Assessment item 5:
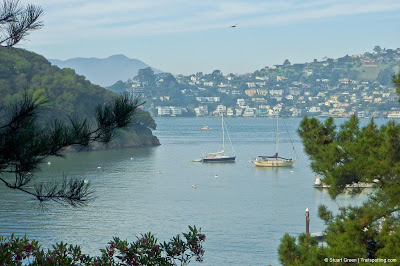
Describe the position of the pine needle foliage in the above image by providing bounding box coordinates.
[0,0,43,47]
[278,73,400,265]
[0,91,144,206]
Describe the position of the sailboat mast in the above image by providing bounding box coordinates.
[222,113,225,154]
[276,112,279,156]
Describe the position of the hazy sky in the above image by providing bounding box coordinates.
[16,0,400,75]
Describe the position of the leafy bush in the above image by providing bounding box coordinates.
[0,226,205,265]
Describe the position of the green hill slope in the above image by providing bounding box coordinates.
[0,46,159,149]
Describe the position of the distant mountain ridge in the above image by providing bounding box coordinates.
[49,54,162,87]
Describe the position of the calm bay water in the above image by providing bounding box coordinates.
[0,117,375,265]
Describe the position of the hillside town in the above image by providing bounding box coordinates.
[110,46,400,118]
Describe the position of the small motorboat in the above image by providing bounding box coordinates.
[200,126,212,130]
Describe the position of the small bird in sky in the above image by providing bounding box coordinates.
[230,24,238,28]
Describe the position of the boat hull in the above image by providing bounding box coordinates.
[254,159,294,167]
[202,156,236,162]
[314,183,374,189]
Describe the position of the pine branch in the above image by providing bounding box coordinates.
[0,175,92,207]
[34,177,93,207]
[0,0,43,47]
[0,93,143,205]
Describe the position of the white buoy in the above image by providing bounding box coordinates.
[130,157,133,160]
[290,170,294,173]
[47,161,51,165]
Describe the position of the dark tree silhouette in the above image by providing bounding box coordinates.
[0,0,148,206]
[0,92,144,206]
[0,0,43,47]
[0,2,206,264]
[278,73,400,264]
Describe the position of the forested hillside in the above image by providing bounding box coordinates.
[0,46,159,149]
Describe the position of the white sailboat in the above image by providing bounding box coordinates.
[253,112,296,167]
[202,114,236,162]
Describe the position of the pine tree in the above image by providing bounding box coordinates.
[0,91,144,206]
[0,0,43,47]
[0,0,145,206]
[278,73,400,264]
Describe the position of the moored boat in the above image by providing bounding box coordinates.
[202,114,235,163]
[313,175,375,189]
[253,112,297,167]
[254,154,295,167]
[202,153,236,162]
